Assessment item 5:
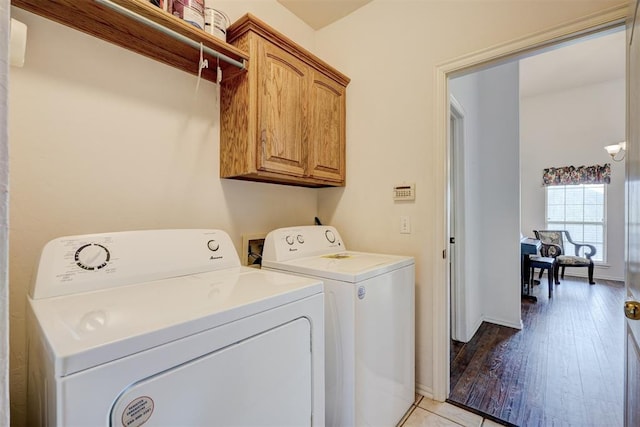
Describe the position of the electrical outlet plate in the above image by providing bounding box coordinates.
[400,216,411,234]
[393,183,415,201]
[242,233,266,267]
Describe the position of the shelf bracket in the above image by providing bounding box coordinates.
[95,0,246,70]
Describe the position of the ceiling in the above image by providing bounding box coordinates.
[519,29,625,97]
[277,0,372,30]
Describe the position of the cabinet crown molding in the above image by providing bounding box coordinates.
[228,13,350,87]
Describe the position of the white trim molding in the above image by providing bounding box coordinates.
[482,316,524,332]
[1,0,10,425]
[415,383,434,400]
[432,3,628,403]
[449,94,467,343]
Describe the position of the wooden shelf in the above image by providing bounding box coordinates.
[12,0,249,83]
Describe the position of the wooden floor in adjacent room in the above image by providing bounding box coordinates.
[448,277,625,427]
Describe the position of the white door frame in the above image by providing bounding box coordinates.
[449,95,466,343]
[1,0,10,424]
[432,4,628,401]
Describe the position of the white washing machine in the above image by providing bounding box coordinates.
[262,226,415,427]
[27,229,324,427]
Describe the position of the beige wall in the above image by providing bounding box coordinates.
[8,4,317,424]
[7,0,627,423]
[314,0,626,395]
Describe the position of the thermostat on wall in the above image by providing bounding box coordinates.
[393,184,415,201]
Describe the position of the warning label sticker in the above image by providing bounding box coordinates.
[121,396,154,427]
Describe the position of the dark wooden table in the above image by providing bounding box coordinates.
[520,237,541,302]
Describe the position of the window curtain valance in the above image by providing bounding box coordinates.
[542,164,611,186]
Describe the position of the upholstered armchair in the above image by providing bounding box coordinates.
[533,230,596,285]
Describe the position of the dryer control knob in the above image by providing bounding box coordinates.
[207,240,220,251]
[285,235,295,245]
[75,243,110,270]
[296,235,305,244]
[325,230,336,243]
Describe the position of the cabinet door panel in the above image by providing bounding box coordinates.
[309,73,345,183]
[258,41,308,177]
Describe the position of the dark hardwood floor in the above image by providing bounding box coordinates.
[448,276,625,426]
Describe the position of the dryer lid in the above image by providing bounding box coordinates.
[29,267,322,377]
[262,251,414,283]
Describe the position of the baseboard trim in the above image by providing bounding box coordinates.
[464,316,484,342]
[562,271,624,282]
[415,383,434,400]
[482,316,522,331]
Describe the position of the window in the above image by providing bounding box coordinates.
[545,184,605,262]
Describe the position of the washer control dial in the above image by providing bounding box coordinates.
[325,230,336,243]
[285,235,295,245]
[207,240,220,252]
[296,235,305,244]
[75,243,110,270]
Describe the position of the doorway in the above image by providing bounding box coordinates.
[433,3,628,417]
[448,27,625,345]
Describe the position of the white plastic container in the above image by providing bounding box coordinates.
[204,5,229,41]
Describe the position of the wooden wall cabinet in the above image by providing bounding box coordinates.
[221,14,350,187]
[11,3,346,186]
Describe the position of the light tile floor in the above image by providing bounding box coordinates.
[398,395,504,427]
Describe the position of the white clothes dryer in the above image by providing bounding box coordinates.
[27,229,324,427]
[262,226,415,427]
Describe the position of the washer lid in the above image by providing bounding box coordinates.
[262,251,414,283]
[29,267,322,377]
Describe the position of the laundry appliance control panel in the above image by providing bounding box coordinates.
[31,229,241,299]
[263,226,345,262]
